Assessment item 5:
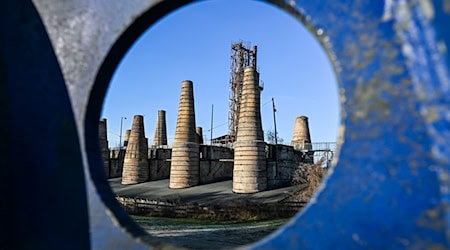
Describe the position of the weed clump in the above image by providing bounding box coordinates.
[289,160,328,202]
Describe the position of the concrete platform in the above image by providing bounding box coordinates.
[109,178,303,205]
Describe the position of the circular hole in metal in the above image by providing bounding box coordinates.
[97,0,340,249]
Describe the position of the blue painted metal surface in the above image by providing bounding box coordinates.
[0,0,448,249]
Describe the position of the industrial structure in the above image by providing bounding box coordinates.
[227,42,260,143]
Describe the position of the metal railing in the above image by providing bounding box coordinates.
[293,142,337,152]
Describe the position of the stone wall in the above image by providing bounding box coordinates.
[199,145,233,184]
[109,144,310,190]
[109,145,234,184]
[148,148,171,181]
[109,149,125,178]
[199,145,233,160]
[116,196,304,220]
[266,144,306,189]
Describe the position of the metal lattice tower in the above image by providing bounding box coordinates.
[228,41,258,142]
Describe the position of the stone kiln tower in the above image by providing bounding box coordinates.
[233,67,267,193]
[169,80,200,188]
[291,116,312,150]
[153,110,168,146]
[123,129,131,147]
[98,118,110,177]
[121,115,149,184]
[196,127,203,144]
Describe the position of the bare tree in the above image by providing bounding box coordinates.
[266,129,284,144]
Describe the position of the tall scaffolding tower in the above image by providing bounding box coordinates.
[228,41,259,142]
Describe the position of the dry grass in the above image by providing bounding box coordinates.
[289,160,327,203]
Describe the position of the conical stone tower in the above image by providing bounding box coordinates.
[233,67,267,193]
[153,110,168,146]
[291,116,312,150]
[169,80,199,189]
[121,115,149,184]
[124,129,131,147]
[98,118,110,177]
[196,127,203,144]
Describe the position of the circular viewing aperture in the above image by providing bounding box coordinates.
[99,0,340,248]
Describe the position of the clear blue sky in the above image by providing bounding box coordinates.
[101,0,339,147]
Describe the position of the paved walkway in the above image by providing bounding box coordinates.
[109,178,303,205]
